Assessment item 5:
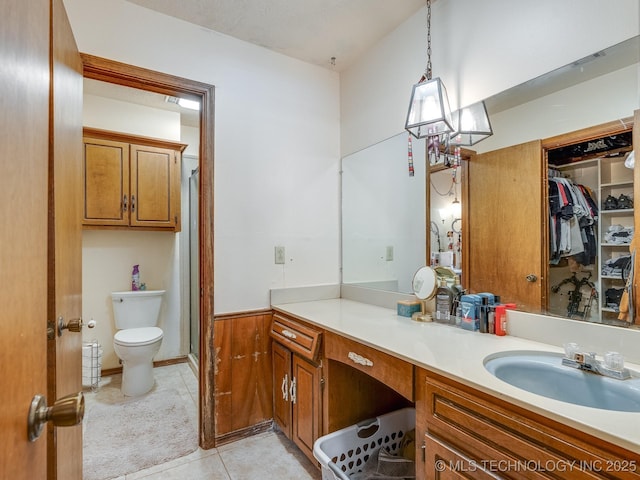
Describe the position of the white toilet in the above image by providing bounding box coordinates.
[111,290,165,396]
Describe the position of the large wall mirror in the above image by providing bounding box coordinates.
[341,35,639,327]
[342,133,426,294]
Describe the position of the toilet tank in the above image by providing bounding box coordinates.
[111,290,165,329]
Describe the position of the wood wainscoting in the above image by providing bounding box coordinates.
[213,310,274,445]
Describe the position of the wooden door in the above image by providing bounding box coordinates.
[468,140,545,312]
[83,138,130,226]
[48,0,84,478]
[2,0,48,477]
[291,355,321,463]
[272,342,292,435]
[130,144,180,229]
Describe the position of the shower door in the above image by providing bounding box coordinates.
[189,168,200,359]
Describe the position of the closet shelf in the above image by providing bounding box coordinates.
[601,307,620,313]
[601,181,633,188]
[600,208,634,214]
[601,243,633,247]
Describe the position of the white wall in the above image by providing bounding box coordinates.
[83,230,180,369]
[64,0,341,314]
[83,94,181,140]
[82,94,184,369]
[341,0,640,156]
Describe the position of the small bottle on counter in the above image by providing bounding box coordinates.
[435,278,454,324]
[495,305,507,336]
[450,277,464,325]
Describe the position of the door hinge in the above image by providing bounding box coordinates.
[47,321,56,340]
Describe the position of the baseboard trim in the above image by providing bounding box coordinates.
[214,420,274,447]
[101,355,189,377]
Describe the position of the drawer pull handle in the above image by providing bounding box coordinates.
[281,329,297,340]
[281,374,288,401]
[348,351,373,367]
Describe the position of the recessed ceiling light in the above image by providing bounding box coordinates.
[165,95,200,111]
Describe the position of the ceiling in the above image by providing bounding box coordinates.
[125,0,426,71]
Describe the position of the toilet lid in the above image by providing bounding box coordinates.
[114,327,163,346]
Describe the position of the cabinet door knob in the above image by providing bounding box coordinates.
[131,195,136,212]
[289,377,297,404]
[123,195,128,212]
[526,274,538,282]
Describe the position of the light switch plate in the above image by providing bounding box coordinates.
[275,246,285,264]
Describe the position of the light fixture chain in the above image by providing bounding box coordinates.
[426,0,432,80]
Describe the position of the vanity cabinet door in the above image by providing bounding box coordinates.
[421,371,640,480]
[425,434,499,480]
[469,140,544,312]
[291,354,322,463]
[272,341,292,436]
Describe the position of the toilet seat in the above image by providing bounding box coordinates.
[114,327,163,347]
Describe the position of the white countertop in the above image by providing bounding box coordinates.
[272,298,640,455]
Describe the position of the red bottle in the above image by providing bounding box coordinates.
[495,305,506,336]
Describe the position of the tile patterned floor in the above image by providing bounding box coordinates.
[84,363,321,480]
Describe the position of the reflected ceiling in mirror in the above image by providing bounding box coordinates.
[485,35,639,115]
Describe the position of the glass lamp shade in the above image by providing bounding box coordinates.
[449,101,493,146]
[405,77,454,139]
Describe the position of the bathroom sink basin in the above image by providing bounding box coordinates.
[484,351,640,412]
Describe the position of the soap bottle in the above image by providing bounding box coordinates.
[450,276,464,324]
[435,278,453,324]
[131,265,140,291]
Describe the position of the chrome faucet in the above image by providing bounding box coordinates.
[562,343,632,380]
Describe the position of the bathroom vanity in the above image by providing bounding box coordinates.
[271,297,640,479]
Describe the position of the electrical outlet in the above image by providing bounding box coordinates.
[386,246,394,261]
[274,246,285,264]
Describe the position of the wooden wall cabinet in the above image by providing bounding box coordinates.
[417,368,640,480]
[270,313,323,464]
[82,128,186,231]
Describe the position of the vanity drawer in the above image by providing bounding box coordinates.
[324,331,413,400]
[270,313,322,362]
[425,373,640,480]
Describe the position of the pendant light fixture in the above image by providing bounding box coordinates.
[449,100,493,146]
[405,0,453,139]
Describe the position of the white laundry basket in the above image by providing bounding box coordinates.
[313,408,415,480]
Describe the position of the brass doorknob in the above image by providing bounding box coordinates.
[58,316,96,336]
[27,392,85,442]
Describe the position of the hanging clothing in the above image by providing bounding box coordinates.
[548,175,598,266]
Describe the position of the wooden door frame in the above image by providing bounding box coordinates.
[81,54,216,448]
